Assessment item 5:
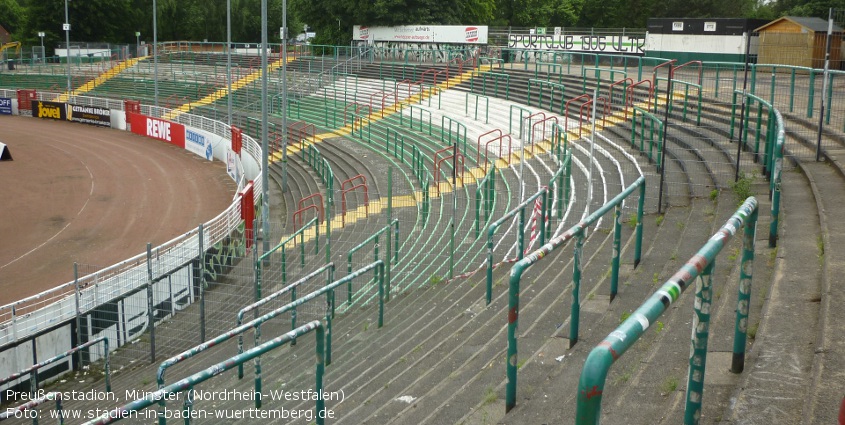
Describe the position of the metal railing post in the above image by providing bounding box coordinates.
[684,261,715,424]
[732,208,757,373]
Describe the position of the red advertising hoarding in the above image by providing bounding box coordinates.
[127,112,186,148]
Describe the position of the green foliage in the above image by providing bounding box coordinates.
[619,311,631,324]
[661,376,679,394]
[628,213,638,230]
[656,215,665,227]
[731,172,755,205]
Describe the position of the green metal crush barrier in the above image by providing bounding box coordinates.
[347,220,400,305]
[156,265,334,423]
[155,261,383,423]
[255,217,320,295]
[527,79,566,114]
[509,105,532,140]
[769,110,784,248]
[400,105,433,136]
[89,321,327,425]
[582,67,628,95]
[475,166,497,239]
[470,71,510,100]
[0,336,111,396]
[706,62,746,99]
[486,187,549,306]
[479,56,504,69]
[631,106,664,169]
[506,176,646,412]
[465,92,490,124]
[730,90,778,175]
[535,61,564,84]
[236,263,334,379]
[384,126,406,161]
[441,116,468,154]
[575,197,759,425]
[655,77,702,125]
[550,124,573,222]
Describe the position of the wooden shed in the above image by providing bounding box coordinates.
[756,16,842,69]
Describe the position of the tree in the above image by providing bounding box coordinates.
[0,0,26,39]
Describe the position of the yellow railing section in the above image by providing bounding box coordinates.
[56,56,149,102]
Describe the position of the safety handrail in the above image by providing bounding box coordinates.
[298,193,325,223]
[341,183,370,226]
[624,79,653,119]
[565,94,591,139]
[506,176,646,412]
[477,129,512,172]
[434,151,466,194]
[575,197,758,424]
[94,321,327,425]
[529,115,560,154]
[343,101,363,126]
[441,115,468,154]
[581,67,628,94]
[672,60,703,86]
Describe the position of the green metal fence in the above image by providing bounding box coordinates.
[87,321,327,425]
[506,176,646,412]
[575,197,759,425]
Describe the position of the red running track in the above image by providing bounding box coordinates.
[0,116,237,306]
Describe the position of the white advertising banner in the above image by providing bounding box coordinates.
[507,34,646,55]
[353,25,488,44]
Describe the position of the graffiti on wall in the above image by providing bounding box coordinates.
[202,220,247,284]
[507,34,646,55]
[355,41,481,63]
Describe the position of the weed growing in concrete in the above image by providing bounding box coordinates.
[710,189,719,202]
[748,322,759,339]
[656,215,665,227]
[483,387,497,405]
[620,311,631,324]
[731,172,755,205]
[661,376,679,394]
[628,213,638,230]
[655,321,664,333]
[728,247,740,262]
